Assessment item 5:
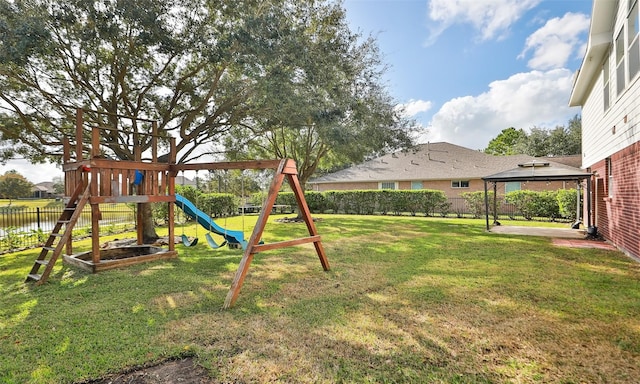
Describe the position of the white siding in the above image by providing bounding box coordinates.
[583,1,640,168]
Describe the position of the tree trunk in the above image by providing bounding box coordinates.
[140,202,159,243]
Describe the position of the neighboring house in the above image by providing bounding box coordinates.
[308,142,582,198]
[569,0,640,259]
[32,182,57,198]
[175,175,198,188]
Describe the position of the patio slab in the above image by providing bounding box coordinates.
[488,225,619,251]
[488,225,585,239]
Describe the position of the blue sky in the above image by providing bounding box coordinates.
[2,0,593,184]
[344,0,591,148]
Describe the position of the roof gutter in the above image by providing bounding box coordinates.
[569,0,616,107]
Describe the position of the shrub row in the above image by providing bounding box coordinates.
[152,186,580,223]
[267,189,450,216]
[461,189,580,221]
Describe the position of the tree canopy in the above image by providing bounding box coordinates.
[485,115,581,157]
[0,0,416,172]
[0,170,33,203]
[484,127,527,156]
[0,0,417,238]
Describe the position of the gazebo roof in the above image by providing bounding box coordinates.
[482,161,592,182]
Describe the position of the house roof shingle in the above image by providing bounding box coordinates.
[310,142,584,184]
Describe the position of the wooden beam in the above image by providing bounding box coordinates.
[223,159,330,309]
[91,204,101,264]
[173,159,282,172]
[91,124,100,157]
[287,172,330,271]
[251,236,321,253]
[224,159,287,309]
[168,138,176,252]
[76,108,83,161]
[90,195,175,204]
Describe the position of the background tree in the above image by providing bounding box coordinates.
[0,0,410,239]
[485,115,581,157]
[0,170,33,205]
[484,127,527,155]
[51,176,65,196]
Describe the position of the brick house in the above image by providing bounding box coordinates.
[308,142,582,198]
[569,0,640,259]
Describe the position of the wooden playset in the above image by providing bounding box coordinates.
[25,108,329,308]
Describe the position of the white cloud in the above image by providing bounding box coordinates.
[519,12,590,70]
[0,159,63,184]
[398,99,433,117]
[426,0,541,44]
[424,69,579,149]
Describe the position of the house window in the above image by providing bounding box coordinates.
[379,181,397,190]
[607,157,614,198]
[411,181,423,190]
[451,180,469,188]
[604,53,611,111]
[505,182,521,193]
[628,1,640,80]
[616,28,626,95]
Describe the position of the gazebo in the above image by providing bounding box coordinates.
[482,161,593,231]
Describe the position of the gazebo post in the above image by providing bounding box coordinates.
[484,180,490,230]
[493,182,498,224]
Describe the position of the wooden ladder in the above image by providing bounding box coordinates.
[25,182,90,285]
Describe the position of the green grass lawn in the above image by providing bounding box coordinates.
[0,199,58,209]
[1,214,639,383]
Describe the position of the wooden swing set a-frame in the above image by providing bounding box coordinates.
[175,159,331,309]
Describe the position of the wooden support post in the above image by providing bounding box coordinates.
[224,160,287,309]
[223,159,330,309]
[91,125,100,157]
[168,138,176,252]
[285,166,329,271]
[76,108,83,161]
[151,121,158,162]
[91,204,101,264]
[63,137,70,163]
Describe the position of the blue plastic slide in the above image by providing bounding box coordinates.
[175,194,246,248]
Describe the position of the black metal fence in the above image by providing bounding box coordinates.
[0,205,136,253]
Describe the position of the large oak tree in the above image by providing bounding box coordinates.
[0,0,417,239]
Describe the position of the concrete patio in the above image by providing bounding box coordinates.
[488,225,618,251]
[488,225,585,239]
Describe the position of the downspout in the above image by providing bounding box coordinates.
[586,176,593,231]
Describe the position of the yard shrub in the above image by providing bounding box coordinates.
[199,193,238,217]
[376,190,394,214]
[275,192,298,209]
[505,190,560,221]
[536,191,561,220]
[312,189,447,216]
[461,191,494,218]
[556,188,579,221]
[302,191,326,213]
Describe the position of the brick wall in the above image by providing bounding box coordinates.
[589,142,640,260]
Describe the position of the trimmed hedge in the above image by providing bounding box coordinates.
[556,189,579,222]
[269,189,449,216]
[462,188,579,222]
